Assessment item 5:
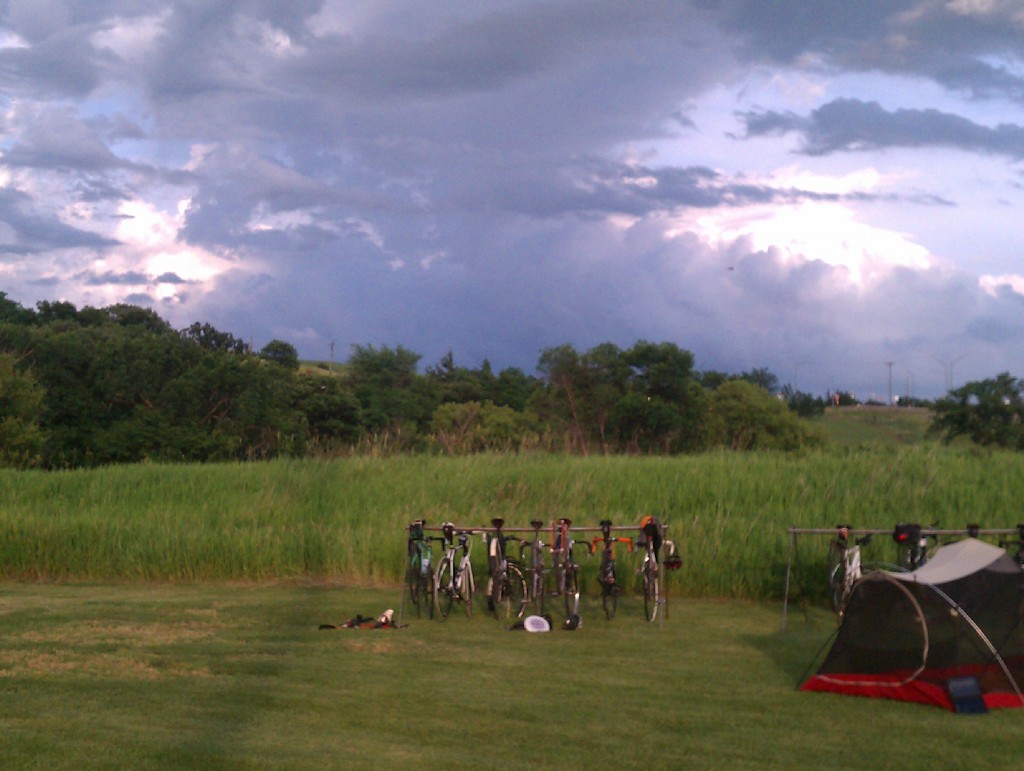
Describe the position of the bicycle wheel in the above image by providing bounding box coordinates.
[457,563,474,618]
[602,568,617,620]
[406,556,422,617]
[490,569,506,619]
[531,566,546,615]
[643,560,659,622]
[434,557,454,620]
[420,562,434,620]
[507,563,527,620]
[564,565,580,618]
[827,543,846,613]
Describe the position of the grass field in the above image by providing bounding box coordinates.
[818,406,934,447]
[0,583,1017,770]
[1,409,1022,767]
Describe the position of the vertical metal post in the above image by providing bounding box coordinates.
[781,529,796,632]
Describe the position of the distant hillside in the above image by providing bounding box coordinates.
[818,406,934,447]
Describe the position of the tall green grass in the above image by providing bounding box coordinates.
[1,446,1022,601]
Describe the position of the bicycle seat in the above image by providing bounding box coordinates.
[530,519,544,529]
[491,517,505,529]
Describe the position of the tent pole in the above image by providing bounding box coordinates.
[781,528,795,632]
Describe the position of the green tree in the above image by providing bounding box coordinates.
[929,373,1024,448]
[535,344,590,452]
[347,344,436,441]
[294,373,362,447]
[260,340,300,370]
[181,322,250,354]
[0,352,45,467]
[740,367,780,393]
[706,380,823,451]
[0,293,36,325]
[430,400,537,454]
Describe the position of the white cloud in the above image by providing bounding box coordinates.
[980,273,1024,296]
[91,12,169,65]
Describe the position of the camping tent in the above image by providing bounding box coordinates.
[801,538,1024,711]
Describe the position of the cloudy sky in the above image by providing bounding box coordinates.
[2,0,1024,399]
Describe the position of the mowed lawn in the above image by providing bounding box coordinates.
[0,583,1016,769]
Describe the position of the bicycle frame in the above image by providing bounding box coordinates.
[521,519,548,615]
[592,519,633,620]
[486,518,526,621]
[551,518,591,619]
[893,522,936,570]
[638,519,663,622]
[405,519,435,619]
[828,525,871,614]
[434,522,476,619]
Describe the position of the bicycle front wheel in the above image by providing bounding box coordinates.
[643,561,659,622]
[420,563,434,620]
[434,558,454,620]
[827,544,846,613]
[406,558,422,617]
[458,564,474,618]
[507,563,527,620]
[531,567,546,615]
[602,569,617,620]
[564,565,580,619]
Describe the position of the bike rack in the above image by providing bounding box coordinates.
[401,520,672,625]
[780,526,1020,632]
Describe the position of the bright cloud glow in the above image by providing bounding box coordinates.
[980,273,1024,296]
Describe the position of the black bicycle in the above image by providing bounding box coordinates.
[591,519,633,620]
[892,522,937,570]
[486,518,527,621]
[521,519,548,615]
[551,518,592,620]
[405,519,436,619]
[998,524,1024,566]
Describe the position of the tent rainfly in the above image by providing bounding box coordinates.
[801,538,1024,711]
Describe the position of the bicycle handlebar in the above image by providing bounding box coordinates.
[592,536,634,553]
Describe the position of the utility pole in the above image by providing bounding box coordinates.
[329,340,335,374]
[885,361,894,406]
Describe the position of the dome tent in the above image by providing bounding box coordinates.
[801,538,1024,711]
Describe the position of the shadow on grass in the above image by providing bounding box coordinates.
[743,609,839,689]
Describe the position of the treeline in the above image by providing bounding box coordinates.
[0,295,829,468]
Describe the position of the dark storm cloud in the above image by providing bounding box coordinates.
[1,0,1022,399]
[709,0,1024,101]
[741,99,1024,158]
[0,28,105,97]
[0,187,118,253]
[81,269,149,285]
[2,105,128,171]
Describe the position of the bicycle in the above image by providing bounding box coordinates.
[591,519,633,620]
[826,524,872,614]
[892,522,937,570]
[405,519,436,619]
[551,518,592,620]
[434,522,476,620]
[637,515,666,622]
[521,519,549,615]
[998,524,1024,566]
[486,518,527,621]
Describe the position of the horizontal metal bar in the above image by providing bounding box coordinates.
[787,527,1018,536]
[409,523,666,534]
